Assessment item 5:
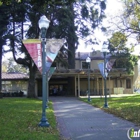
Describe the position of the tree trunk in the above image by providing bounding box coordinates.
[67,4,76,69]
[27,62,37,98]
[0,43,2,92]
[67,39,75,96]
[67,4,76,96]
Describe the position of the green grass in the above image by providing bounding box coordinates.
[80,94,140,126]
[0,98,60,140]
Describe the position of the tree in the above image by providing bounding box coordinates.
[120,0,140,37]
[0,0,38,98]
[100,0,140,75]
[2,61,7,73]
[44,0,106,94]
[0,0,107,97]
[108,32,138,74]
[106,0,140,40]
[2,58,28,73]
[0,3,9,92]
[45,0,106,68]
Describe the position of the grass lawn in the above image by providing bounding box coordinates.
[0,98,60,140]
[80,94,140,126]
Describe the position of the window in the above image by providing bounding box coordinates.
[81,61,90,69]
[126,79,131,89]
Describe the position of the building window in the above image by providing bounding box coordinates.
[126,79,131,89]
[81,61,90,69]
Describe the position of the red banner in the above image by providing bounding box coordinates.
[23,39,42,73]
[23,39,64,73]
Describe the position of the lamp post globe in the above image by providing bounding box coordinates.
[102,41,108,54]
[86,56,91,63]
[38,15,50,127]
[86,56,91,102]
[102,41,109,108]
[38,15,50,30]
[38,15,50,39]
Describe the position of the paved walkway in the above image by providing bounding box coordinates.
[50,97,140,140]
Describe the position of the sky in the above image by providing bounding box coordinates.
[76,0,123,52]
[3,0,131,60]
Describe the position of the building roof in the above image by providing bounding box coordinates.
[2,72,29,80]
[75,51,111,60]
[2,68,128,80]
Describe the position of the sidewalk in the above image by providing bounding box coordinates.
[80,93,138,98]
[50,97,139,140]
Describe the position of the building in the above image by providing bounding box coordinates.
[37,51,138,97]
[2,51,138,97]
[2,72,28,96]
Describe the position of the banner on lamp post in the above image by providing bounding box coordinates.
[22,39,42,72]
[23,39,65,74]
[98,61,105,78]
[45,39,64,72]
[48,67,56,81]
[97,59,116,78]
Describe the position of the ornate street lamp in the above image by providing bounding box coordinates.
[102,41,109,108]
[86,56,91,102]
[38,15,50,127]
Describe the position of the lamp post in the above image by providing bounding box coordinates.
[38,15,50,127]
[102,42,108,108]
[86,56,91,102]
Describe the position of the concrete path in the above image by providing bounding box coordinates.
[50,97,139,140]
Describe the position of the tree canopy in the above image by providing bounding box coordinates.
[108,32,138,74]
[2,58,28,73]
[0,0,106,97]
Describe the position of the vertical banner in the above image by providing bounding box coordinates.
[97,59,116,78]
[45,39,64,72]
[48,67,56,81]
[22,39,42,72]
[98,61,105,78]
[23,39,65,73]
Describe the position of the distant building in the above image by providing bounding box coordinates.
[2,72,28,95]
[37,51,138,96]
[2,52,138,97]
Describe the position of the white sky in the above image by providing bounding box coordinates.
[76,0,123,52]
[3,0,140,61]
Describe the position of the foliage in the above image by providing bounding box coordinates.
[0,3,11,91]
[80,94,140,126]
[122,0,140,35]
[104,0,140,77]
[0,0,106,97]
[108,32,138,74]
[2,61,7,72]
[108,0,140,43]
[109,32,127,52]
[0,98,60,140]
[2,58,28,73]
[75,0,106,43]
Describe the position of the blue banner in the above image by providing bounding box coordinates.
[97,59,115,78]
[48,67,56,81]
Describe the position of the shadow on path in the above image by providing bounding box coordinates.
[50,97,139,140]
